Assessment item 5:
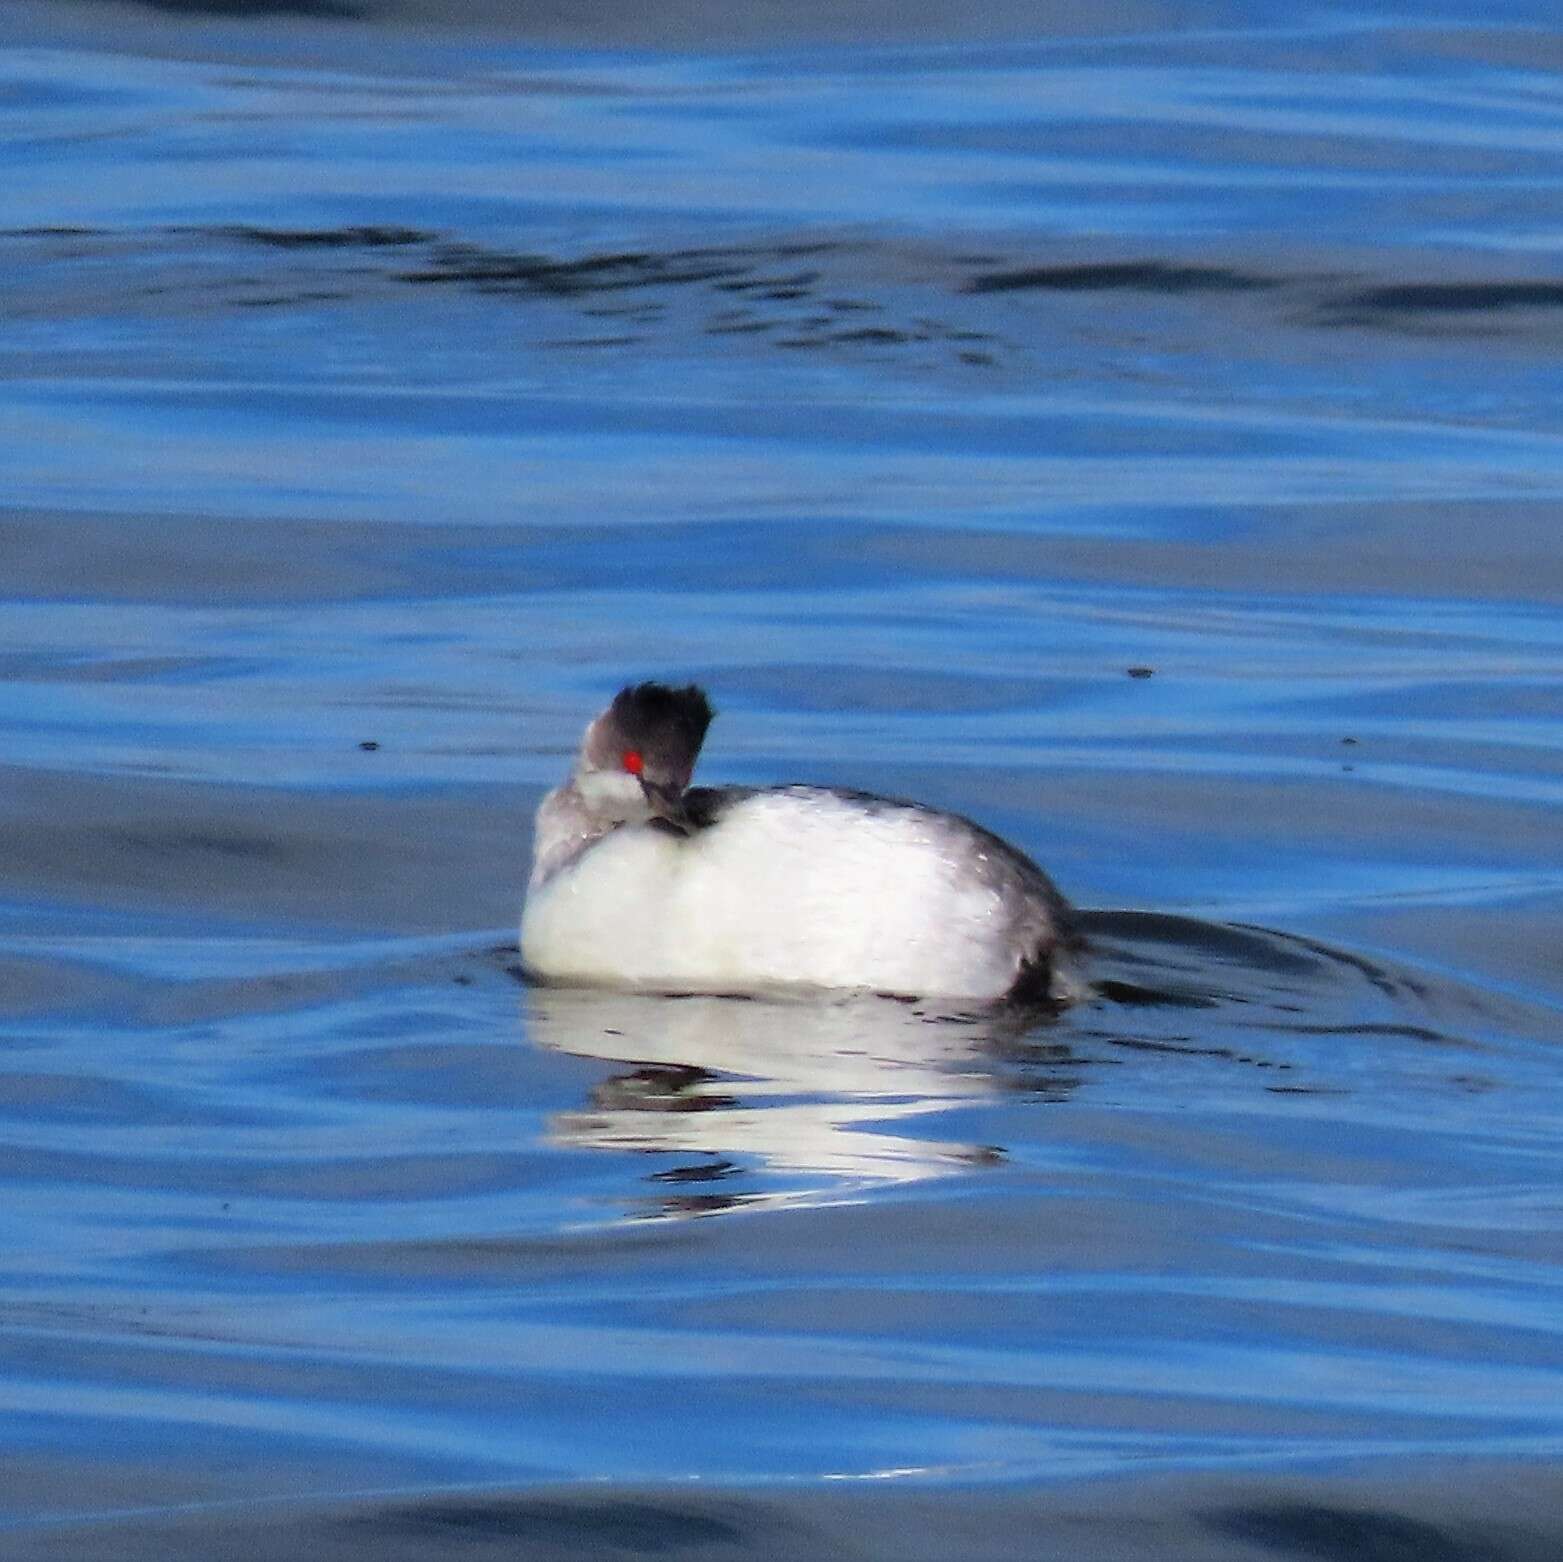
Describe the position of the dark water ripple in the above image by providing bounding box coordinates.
[15,223,1563,375]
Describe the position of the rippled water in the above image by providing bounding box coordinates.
[4,2,1563,1557]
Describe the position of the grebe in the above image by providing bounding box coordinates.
[521,683,1081,1003]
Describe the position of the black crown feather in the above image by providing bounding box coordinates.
[609,682,714,767]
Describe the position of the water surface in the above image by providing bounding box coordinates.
[3,2,1563,1556]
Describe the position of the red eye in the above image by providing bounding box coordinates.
[621,749,644,776]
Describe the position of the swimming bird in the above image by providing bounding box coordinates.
[521,682,1081,1003]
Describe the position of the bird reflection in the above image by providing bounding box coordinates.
[524,986,1075,1217]
[515,908,1498,1217]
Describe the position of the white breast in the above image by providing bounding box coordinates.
[520,789,1059,1000]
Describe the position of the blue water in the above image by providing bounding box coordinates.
[4,3,1563,1556]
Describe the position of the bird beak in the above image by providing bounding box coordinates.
[640,777,691,831]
